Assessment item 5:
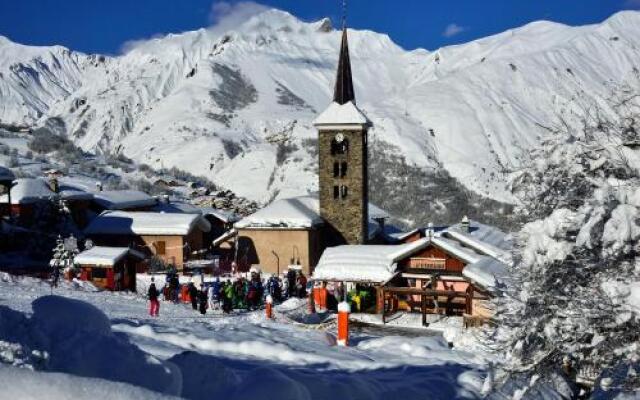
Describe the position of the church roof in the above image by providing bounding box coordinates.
[333,28,355,105]
[234,195,387,230]
[313,101,370,126]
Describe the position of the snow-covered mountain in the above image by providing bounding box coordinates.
[1,10,639,211]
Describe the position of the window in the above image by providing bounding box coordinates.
[92,268,107,278]
[340,185,348,199]
[333,162,339,177]
[331,138,349,155]
[340,162,347,177]
[333,186,339,199]
[155,241,166,255]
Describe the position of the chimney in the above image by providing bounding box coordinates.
[427,222,434,239]
[461,216,470,233]
[95,181,103,192]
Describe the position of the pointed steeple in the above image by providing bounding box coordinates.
[333,28,355,105]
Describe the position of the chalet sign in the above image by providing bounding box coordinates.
[409,257,446,270]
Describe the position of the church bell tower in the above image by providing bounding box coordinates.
[313,26,371,245]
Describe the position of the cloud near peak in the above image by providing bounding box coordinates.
[208,1,270,32]
[442,23,466,38]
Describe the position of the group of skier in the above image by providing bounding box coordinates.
[147,269,309,317]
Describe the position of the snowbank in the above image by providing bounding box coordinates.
[1,295,182,396]
[0,367,179,400]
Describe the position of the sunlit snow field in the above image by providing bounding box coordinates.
[0,273,490,399]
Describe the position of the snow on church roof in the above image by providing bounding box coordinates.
[235,195,388,229]
[235,196,322,229]
[74,246,144,267]
[313,101,371,126]
[85,211,211,236]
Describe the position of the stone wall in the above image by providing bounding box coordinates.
[236,228,321,276]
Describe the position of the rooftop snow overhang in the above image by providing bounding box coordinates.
[313,101,371,128]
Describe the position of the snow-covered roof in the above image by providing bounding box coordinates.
[198,207,240,224]
[235,196,323,229]
[313,101,371,126]
[387,228,420,242]
[0,178,54,204]
[0,166,15,182]
[368,203,390,220]
[74,246,144,267]
[461,256,510,293]
[430,236,483,264]
[213,228,238,247]
[59,189,94,201]
[85,211,211,236]
[152,202,239,223]
[313,238,430,283]
[151,201,202,214]
[93,190,157,210]
[443,229,512,265]
[235,195,388,229]
[446,220,513,252]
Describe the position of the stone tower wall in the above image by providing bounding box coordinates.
[318,128,368,245]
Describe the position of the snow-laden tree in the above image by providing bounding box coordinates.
[49,235,79,287]
[488,82,640,398]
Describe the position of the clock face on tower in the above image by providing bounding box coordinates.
[334,133,345,143]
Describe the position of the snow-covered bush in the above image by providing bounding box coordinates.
[489,83,640,397]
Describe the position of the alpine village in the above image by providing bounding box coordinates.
[1,2,640,399]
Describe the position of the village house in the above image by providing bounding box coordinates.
[0,178,56,223]
[74,246,145,291]
[84,211,211,270]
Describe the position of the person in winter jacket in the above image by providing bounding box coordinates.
[170,274,180,303]
[282,276,289,299]
[296,272,307,298]
[207,281,218,311]
[188,282,198,310]
[222,281,234,313]
[148,277,160,317]
[286,269,296,297]
[198,285,208,315]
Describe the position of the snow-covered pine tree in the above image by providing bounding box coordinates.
[49,235,79,287]
[488,82,640,397]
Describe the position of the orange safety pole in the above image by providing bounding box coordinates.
[265,294,273,319]
[337,301,350,346]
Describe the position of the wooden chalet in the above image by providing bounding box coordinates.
[84,211,212,270]
[312,219,511,326]
[74,246,145,291]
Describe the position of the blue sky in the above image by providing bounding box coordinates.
[0,0,638,54]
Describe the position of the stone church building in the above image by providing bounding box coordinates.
[225,27,387,276]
